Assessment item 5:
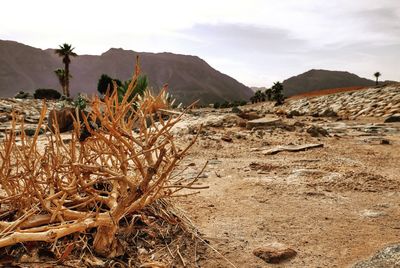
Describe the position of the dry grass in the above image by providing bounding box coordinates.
[0,64,206,266]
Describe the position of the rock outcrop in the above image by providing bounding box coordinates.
[280,85,400,119]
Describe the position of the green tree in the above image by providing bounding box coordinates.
[374,72,381,85]
[54,68,71,94]
[265,88,272,101]
[97,74,122,95]
[55,43,77,97]
[271,82,284,105]
[252,90,266,103]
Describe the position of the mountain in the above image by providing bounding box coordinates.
[282,69,377,96]
[0,40,253,105]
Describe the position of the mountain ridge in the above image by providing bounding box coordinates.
[282,69,380,96]
[0,40,253,105]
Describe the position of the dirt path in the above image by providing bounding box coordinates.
[176,118,400,267]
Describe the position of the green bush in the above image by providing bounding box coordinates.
[117,75,148,103]
[220,101,230,108]
[214,100,246,108]
[33,89,61,100]
[74,93,89,110]
[97,74,122,95]
[15,91,32,99]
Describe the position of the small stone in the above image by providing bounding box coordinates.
[24,128,44,136]
[221,135,233,142]
[262,143,323,155]
[234,132,247,139]
[0,104,13,113]
[384,114,400,123]
[208,159,222,165]
[246,117,282,130]
[287,110,303,117]
[24,116,40,124]
[253,244,297,263]
[0,114,11,123]
[307,125,329,137]
[319,108,338,117]
[380,139,390,145]
[236,117,247,128]
[237,111,262,121]
[361,209,387,218]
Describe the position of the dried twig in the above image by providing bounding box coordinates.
[0,67,203,260]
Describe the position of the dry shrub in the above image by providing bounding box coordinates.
[0,66,205,265]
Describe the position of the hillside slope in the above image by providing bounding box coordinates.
[0,40,253,105]
[280,84,400,119]
[282,69,376,96]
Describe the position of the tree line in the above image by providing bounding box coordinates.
[251,82,285,105]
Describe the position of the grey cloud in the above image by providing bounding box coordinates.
[176,21,399,86]
[182,23,308,55]
[354,7,400,38]
[285,40,400,83]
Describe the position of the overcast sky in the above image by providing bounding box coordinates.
[1,0,399,87]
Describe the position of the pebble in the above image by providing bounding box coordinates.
[360,209,387,218]
[253,242,297,263]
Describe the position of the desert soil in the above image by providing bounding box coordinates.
[173,113,400,267]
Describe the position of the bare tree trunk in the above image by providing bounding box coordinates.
[65,63,70,97]
[93,223,119,257]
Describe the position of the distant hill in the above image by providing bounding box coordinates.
[282,69,378,96]
[0,40,253,105]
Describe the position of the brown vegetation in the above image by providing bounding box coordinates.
[0,67,204,265]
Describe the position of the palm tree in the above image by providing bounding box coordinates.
[265,88,272,101]
[374,72,381,86]
[253,90,264,103]
[271,82,284,105]
[117,75,148,103]
[54,68,69,94]
[55,43,77,97]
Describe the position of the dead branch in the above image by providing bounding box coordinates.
[0,68,202,260]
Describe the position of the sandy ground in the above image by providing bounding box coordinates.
[173,115,400,267]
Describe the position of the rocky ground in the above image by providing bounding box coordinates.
[0,85,399,267]
[280,84,400,119]
[170,85,400,267]
[0,98,61,136]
